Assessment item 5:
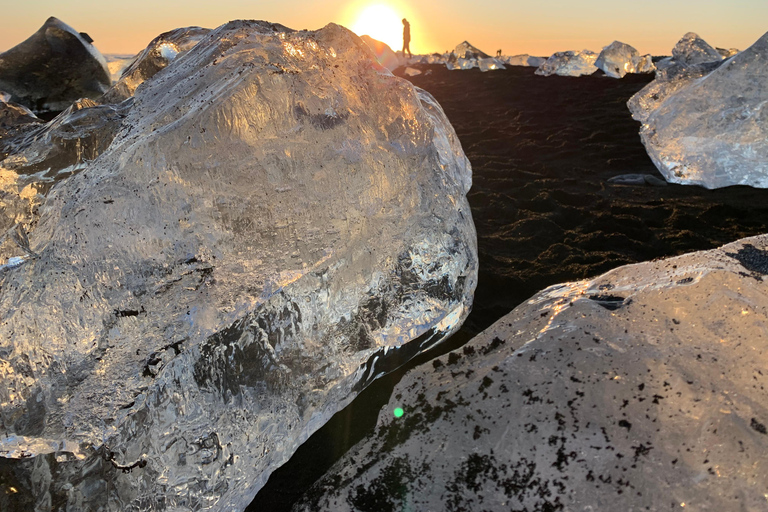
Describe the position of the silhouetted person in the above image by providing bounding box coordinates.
[402,18,412,59]
[496,49,502,57]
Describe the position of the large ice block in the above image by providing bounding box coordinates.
[595,41,655,78]
[295,234,768,511]
[0,20,477,511]
[637,31,768,188]
[101,27,211,103]
[0,17,111,113]
[535,50,598,77]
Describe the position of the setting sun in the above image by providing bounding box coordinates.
[349,4,404,52]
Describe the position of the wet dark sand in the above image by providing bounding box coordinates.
[249,64,768,510]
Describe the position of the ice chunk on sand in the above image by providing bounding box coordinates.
[595,41,655,78]
[0,17,111,113]
[637,31,768,189]
[535,50,598,76]
[403,67,421,76]
[504,54,546,67]
[0,20,477,511]
[454,41,489,59]
[672,31,723,66]
[295,233,768,512]
[477,57,506,72]
[101,26,210,103]
[360,35,403,72]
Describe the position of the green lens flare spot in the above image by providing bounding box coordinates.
[393,407,404,418]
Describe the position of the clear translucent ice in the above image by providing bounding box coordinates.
[636,32,768,189]
[0,20,477,510]
[296,234,768,512]
[595,41,655,79]
[535,50,598,77]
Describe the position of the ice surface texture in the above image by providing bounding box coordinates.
[635,32,768,189]
[0,17,111,113]
[0,20,477,511]
[535,50,598,77]
[595,41,655,79]
[296,234,768,511]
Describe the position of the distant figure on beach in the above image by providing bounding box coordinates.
[496,49,502,57]
[402,18,412,59]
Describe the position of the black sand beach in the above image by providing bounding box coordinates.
[253,64,768,509]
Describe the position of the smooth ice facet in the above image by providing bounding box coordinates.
[295,234,768,512]
[535,50,598,77]
[0,20,477,511]
[595,41,655,78]
[637,31,768,188]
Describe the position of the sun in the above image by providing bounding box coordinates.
[349,4,404,52]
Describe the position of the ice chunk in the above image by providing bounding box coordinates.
[0,17,111,113]
[0,20,477,511]
[637,31,768,188]
[504,54,546,67]
[101,27,210,103]
[454,41,489,60]
[717,47,740,58]
[295,234,768,512]
[360,35,403,72]
[535,49,598,76]
[477,57,505,72]
[672,31,723,66]
[403,67,421,76]
[595,41,655,78]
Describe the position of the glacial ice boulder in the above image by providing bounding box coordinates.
[504,54,546,67]
[637,31,768,188]
[535,50,598,77]
[295,234,768,512]
[454,41,489,60]
[0,17,111,113]
[0,96,41,154]
[0,20,477,511]
[101,26,211,103]
[359,35,403,72]
[595,41,655,78]
[672,32,723,66]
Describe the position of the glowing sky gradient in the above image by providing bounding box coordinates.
[1,0,765,58]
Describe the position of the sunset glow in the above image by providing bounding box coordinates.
[349,4,404,52]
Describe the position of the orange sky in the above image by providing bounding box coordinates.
[1,0,765,58]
